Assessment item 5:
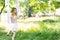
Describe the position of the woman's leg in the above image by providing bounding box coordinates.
[7,30,11,36]
[12,31,16,40]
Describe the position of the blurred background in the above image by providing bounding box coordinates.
[0,0,60,40]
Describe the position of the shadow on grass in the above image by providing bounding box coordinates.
[0,30,60,40]
[0,31,12,40]
[15,29,60,40]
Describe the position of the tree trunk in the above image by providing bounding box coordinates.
[0,4,5,21]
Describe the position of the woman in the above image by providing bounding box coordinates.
[7,8,17,40]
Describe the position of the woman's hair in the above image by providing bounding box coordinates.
[11,7,17,15]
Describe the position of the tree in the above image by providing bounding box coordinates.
[0,0,5,21]
[20,0,31,17]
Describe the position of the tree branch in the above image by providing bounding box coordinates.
[0,4,5,14]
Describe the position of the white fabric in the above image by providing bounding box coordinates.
[8,15,17,32]
[9,23,17,32]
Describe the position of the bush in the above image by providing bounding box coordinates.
[42,19,57,23]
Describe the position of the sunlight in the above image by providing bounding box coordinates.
[18,23,39,31]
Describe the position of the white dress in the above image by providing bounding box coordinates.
[8,15,17,32]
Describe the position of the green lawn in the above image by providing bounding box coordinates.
[0,19,60,40]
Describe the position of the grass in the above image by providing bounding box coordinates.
[0,30,60,40]
[0,19,60,40]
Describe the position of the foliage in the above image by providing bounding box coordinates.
[0,0,60,14]
[55,2,60,8]
[0,0,5,6]
[42,19,57,23]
